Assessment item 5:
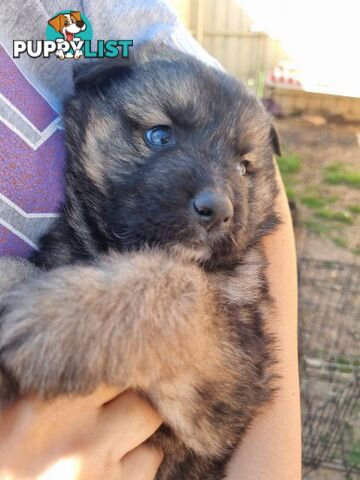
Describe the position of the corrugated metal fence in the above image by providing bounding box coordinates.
[169,0,284,96]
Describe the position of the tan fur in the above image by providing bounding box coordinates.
[0,258,36,293]
[0,248,272,457]
[82,117,109,187]
[212,249,265,308]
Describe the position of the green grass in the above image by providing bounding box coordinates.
[334,356,360,368]
[277,153,301,175]
[324,163,360,189]
[302,219,332,235]
[335,356,351,365]
[314,208,354,225]
[301,195,327,209]
[323,260,337,269]
[336,365,353,373]
[328,354,357,372]
[326,195,339,203]
[277,152,301,203]
[348,204,360,214]
[285,186,296,201]
[346,442,360,468]
[332,236,348,248]
[277,154,359,256]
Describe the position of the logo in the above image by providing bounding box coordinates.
[13,10,133,60]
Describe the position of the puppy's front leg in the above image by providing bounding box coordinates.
[0,251,219,415]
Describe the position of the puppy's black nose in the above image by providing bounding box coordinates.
[192,190,233,230]
[76,20,84,27]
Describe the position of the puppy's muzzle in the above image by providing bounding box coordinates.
[192,190,233,231]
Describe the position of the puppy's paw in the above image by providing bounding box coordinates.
[0,274,103,402]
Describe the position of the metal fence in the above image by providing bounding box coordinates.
[170,0,284,96]
[299,258,360,477]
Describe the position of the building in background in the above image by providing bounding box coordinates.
[169,0,360,121]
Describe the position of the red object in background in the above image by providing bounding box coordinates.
[267,63,302,88]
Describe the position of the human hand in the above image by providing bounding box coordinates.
[0,387,163,480]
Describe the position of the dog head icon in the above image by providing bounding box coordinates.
[48,11,86,42]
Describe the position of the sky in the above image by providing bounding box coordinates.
[236,0,360,97]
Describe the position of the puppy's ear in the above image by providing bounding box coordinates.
[73,59,132,92]
[71,11,82,22]
[270,125,281,157]
[48,15,61,32]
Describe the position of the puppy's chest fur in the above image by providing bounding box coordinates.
[153,247,277,479]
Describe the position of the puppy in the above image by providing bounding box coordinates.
[0,45,281,479]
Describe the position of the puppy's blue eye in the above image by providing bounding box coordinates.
[145,126,174,147]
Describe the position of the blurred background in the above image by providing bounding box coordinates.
[168,1,360,478]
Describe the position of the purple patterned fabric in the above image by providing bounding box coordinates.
[0,45,65,257]
[0,47,58,131]
[0,122,65,213]
[0,224,32,257]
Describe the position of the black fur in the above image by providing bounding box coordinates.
[31,46,279,271]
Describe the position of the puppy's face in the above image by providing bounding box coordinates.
[65,47,279,265]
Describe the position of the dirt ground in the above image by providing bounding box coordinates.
[275,117,360,480]
[274,117,360,264]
